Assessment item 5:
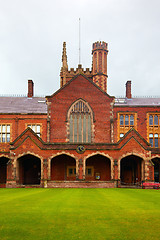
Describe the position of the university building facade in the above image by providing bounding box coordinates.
[0,41,160,188]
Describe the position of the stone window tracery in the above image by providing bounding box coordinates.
[68,100,93,143]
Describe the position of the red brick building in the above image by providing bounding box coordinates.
[0,41,160,188]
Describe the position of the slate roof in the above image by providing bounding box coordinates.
[0,97,47,114]
[114,97,160,106]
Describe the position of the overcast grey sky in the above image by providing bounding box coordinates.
[0,0,160,97]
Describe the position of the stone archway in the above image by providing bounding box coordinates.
[51,154,76,181]
[0,157,9,185]
[152,158,160,182]
[85,154,111,181]
[17,154,41,185]
[120,155,143,185]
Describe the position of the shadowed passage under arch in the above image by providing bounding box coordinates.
[0,157,8,185]
[51,154,76,181]
[18,154,41,185]
[120,155,143,185]
[85,154,111,181]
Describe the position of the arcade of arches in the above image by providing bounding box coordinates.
[1,154,160,187]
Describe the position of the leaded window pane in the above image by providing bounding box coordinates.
[149,115,153,125]
[155,138,158,148]
[37,125,40,132]
[130,115,134,125]
[88,115,91,143]
[2,133,5,142]
[2,125,6,132]
[120,115,124,125]
[74,115,77,143]
[32,125,36,132]
[7,134,10,143]
[7,125,10,133]
[149,138,153,147]
[78,115,82,142]
[83,115,86,143]
[154,115,158,125]
[125,115,129,125]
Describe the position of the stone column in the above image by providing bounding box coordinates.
[41,159,48,188]
[6,159,16,188]
[113,159,119,187]
[144,160,150,181]
[78,159,83,180]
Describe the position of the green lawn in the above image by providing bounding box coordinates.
[0,188,160,240]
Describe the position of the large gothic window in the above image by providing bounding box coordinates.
[68,100,93,143]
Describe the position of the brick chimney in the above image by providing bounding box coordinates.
[28,80,34,97]
[126,80,132,99]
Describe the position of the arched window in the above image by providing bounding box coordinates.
[68,100,93,143]
[149,134,153,147]
[154,134,159,148]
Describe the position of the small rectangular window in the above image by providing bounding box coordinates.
[149,115,153,125]
[149,134,153,147]
[154,115,158,126]
[68,167,76,176]
[87,168,92,175]
[155,138,158,148]
[0,124,11,143]
[130,115,134,125]
[120,115,124,125]
[69,168,73,175]
[149,138,153,147]
[125,115,129,125]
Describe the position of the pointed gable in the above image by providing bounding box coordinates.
[46,74,115,143]
[118,128,150,150]
[10,127,44,150]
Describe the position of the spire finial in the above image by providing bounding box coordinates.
[62,42,68,70]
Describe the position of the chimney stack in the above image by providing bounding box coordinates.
[126,80,132,99]
[28,80,34,98]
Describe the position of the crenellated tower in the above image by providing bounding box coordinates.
[60,42,93,87]
[92,41,108,92]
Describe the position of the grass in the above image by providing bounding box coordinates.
[0,188,160,240]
